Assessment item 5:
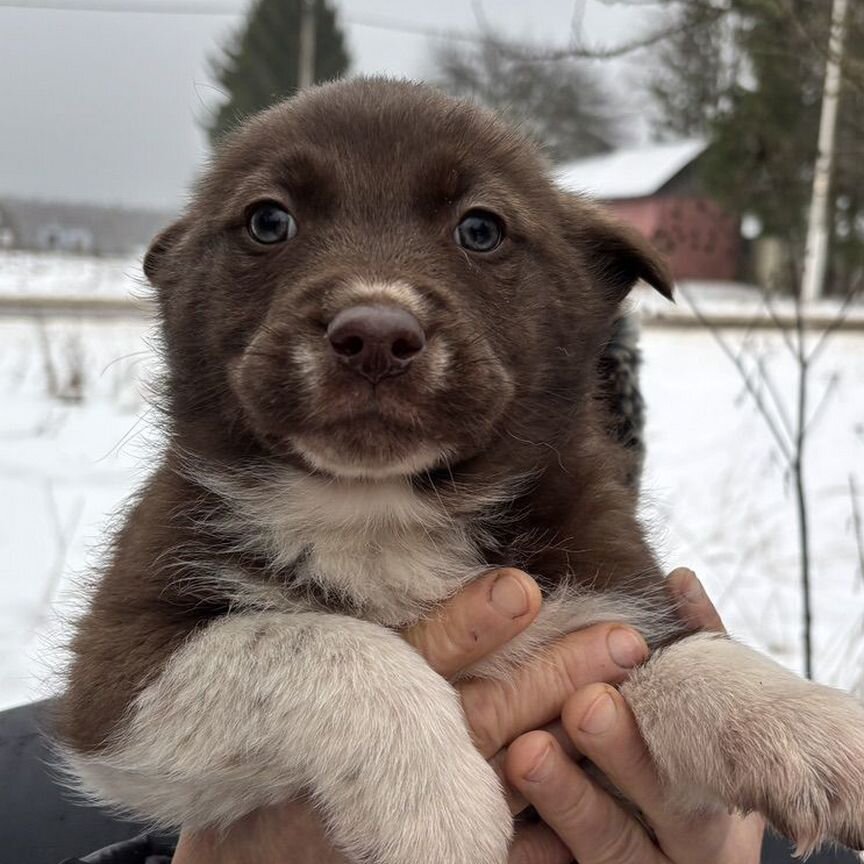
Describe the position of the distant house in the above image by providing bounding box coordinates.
[0,198,173,256]
[557,140,741,282]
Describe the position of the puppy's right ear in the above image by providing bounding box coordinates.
[143,219,187,285]
[560,195,674,304]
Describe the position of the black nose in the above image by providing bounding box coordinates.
[326,304,426,383]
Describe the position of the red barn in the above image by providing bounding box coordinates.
[557,140,741,282]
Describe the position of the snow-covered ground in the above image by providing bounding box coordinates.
[0,250,145,299]
[1,256,863,711]
[640,326,864,690]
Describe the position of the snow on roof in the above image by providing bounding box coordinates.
[555,139,708,200]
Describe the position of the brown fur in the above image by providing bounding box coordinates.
[55,79,864,859]
[58,79,673,751]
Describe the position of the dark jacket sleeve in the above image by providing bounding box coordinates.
[58,833,175,863]
[58,831,858,864]
[0,700,172,864]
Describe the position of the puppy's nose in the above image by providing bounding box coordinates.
[327,304,426,383]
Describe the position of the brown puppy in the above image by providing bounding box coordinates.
[57,79,864,863]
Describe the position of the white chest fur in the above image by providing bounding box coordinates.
[191,466,490,626]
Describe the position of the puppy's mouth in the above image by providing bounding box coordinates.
[233,296,513,479]
[285,302,453,477]
[289,431,448,480]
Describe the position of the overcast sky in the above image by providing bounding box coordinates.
[0,0,658,211]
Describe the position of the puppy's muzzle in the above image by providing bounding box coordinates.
[327,304,426,384]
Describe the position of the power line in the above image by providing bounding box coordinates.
[0,0,239,13]
[0,0,489,43]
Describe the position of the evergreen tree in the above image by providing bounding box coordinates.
[651,0,864,293]
[208,0,350,145]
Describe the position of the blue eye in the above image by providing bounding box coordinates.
[455,210,504,252]
[247,202,297,244]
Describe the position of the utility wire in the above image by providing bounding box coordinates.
[0,0,240,13]
[0,0,489,43]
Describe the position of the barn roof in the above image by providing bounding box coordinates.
[555,139,708,201]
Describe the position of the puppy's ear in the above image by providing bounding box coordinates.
[562,196,674,303]
[143,219,188,285]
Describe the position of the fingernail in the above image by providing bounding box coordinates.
[607,627,647,668]
[489,572,529,618]
[523,742,553,782]
[579,692,617,735]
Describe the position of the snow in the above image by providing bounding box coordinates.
[556,139,708,200]
[0,250,143,299]
[634,280,864,326]
[0,314,161,709]
[639,327,864,690]
[1,255,863,712]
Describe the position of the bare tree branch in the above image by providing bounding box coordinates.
[851,475,864,588]
[683,276,861,680]
[679,288,795,462]
[788,278,815,678]
[756,356,796,441]
[471,0,728,62]
[808,283,864,364]
[805,372,840,436]
[761,290,800,360]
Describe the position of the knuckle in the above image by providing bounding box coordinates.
[407,613,474,674]
[546,771,596,828]
[509,838,553,864]
[561,685,599,735]
[439,613,483,660]
[462,683,510,757]
[556,635,596,692]
[593,819,648,864]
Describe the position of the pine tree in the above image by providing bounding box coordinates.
[208,0,350,145]
[651,0,864,293]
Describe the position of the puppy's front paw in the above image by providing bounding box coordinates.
[324,745,512,864]
[731,682,864,857]
[304,644,512,864]
[623,635,864,857]
[416,754,513,864]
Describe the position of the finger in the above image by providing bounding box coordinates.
[509,822,572,864]
[460,624,648,758]
[563,684,674,832]
[402,569,542,678]
[487,748,530,815]
[506,731,667,864]
[492,721,579,816]
[563,684,764,862]
[667,568,725,633]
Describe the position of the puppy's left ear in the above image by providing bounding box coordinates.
[563,196,674,303]
[143,218,188,286]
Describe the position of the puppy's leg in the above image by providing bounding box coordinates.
[63,611,511,864]
[621,632,864,855]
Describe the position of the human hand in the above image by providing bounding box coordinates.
[505,568,766,864]
[174,567,648,862]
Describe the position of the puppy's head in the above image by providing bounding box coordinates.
[147,78,671,479]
